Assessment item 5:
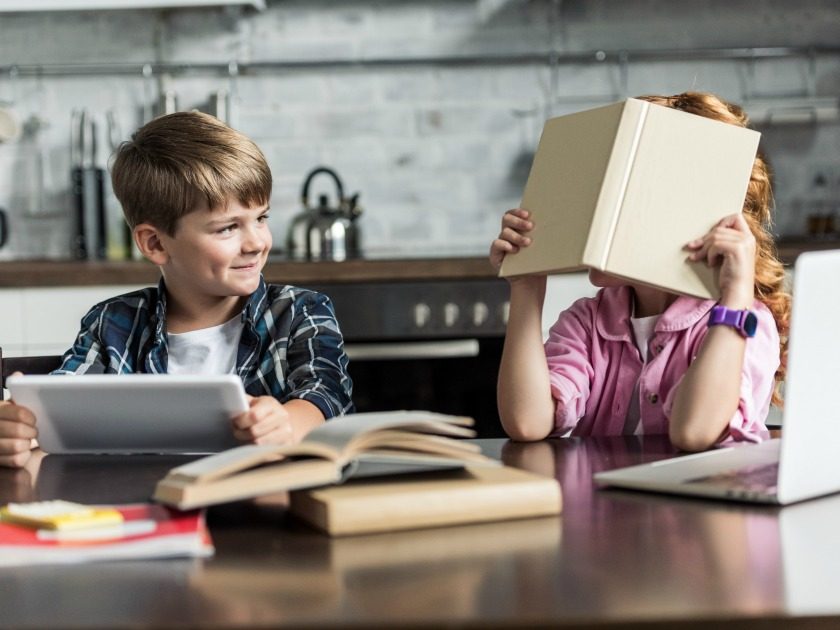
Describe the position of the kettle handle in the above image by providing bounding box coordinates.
[301,166,345,210]
[0,207,7,248]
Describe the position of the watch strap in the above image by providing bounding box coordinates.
[708,305,757,338]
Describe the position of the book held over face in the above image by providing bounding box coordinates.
[499,98,761,299]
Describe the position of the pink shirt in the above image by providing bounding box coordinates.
[544,285,779,442]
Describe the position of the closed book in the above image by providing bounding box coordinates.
[288,464,562,536]
[499,98,761,299]
[154,411,497,510]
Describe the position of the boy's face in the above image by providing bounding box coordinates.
[156,198,272,303]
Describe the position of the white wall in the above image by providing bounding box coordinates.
[0,285,144,355]
[0,0,838,262]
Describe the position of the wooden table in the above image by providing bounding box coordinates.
[2,437,839,628]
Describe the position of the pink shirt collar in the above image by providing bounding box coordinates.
[594,286,717,341]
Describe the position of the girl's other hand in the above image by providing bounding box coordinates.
[489,208,534,270]
[685,213,756,308]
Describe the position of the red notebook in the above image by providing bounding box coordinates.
[0,503,213,566]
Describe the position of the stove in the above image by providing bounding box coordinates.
[309,278,510,438]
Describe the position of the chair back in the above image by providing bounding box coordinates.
[0,348,63,400]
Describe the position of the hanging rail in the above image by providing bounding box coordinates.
[2,46,840,78]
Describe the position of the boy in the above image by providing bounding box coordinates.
[0,111,353,468]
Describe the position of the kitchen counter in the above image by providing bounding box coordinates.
[0,237,827,288]
[776,235,840,263]
[0,257,499,288]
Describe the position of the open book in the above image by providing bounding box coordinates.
[499,98,761,299]
[153,411,496,510]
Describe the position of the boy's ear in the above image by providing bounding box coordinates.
[133,223,169,265]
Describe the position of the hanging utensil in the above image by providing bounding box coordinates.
[104,109,135,260]
[71,109,106,260]
[0,206,8,249]
[70,108,86,259]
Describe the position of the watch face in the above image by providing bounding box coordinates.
[743,311,758,338]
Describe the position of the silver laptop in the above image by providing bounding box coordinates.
[594,249,840,505]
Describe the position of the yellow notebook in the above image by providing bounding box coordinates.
[499,98,761,299]
[288,464,562,536]
[0,501,124,531]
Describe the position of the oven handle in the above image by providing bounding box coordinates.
[344,339,480,361]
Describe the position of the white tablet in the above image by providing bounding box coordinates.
[6,374,249,455]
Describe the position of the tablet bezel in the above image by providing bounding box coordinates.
[7,374,249,455]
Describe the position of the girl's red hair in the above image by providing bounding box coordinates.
[639,92,791,406]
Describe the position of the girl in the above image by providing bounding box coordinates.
[490,92,790,452]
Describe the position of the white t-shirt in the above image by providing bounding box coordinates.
[623,313,660,435]
[630,313,659,363]
[166,315,244,375]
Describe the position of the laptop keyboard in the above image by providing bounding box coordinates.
[685,462,779,495]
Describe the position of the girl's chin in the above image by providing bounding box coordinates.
[588,269,621,287]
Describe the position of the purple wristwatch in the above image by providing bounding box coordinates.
[708,305,758,338]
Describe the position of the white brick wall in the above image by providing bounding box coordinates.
[0,0,839,262]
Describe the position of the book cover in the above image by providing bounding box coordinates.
[288,464,562,536]
[0,503,213,567]
[499,98,761,299]
[154,410,497,510]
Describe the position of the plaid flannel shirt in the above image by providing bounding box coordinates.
[54,276,354,419]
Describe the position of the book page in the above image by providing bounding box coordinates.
[164,444,292,484]
[604,103,760,298]
[304,411,475,461]
[499,101,626,277]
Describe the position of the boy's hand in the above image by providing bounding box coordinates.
[231,396,296,446]
[685,213,756,309]
[0,401,38,468]
[490,208,534,270]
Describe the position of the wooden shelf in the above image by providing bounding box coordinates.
[0,257,499,288]
[776,236,840,266]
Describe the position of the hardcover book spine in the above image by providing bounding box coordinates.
[326,484,560,536]
[582,99,650,269]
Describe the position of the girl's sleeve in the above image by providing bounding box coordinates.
[544,298,595,435]
[662,303,779,444]
[724,305,779,443]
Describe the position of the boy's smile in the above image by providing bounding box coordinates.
[146,197,272,329]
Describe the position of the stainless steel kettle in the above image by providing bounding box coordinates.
[286,166,362,261]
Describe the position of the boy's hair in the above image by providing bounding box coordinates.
[639,91,791,406]
[111,111,272,236]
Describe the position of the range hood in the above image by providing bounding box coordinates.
[745,97,840,126]
[0,0,264,11]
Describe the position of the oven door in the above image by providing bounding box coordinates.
[345,337,506,438]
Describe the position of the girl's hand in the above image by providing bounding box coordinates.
[685,213,756,308]
[489,208,534,270]
[231,396,295,446]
